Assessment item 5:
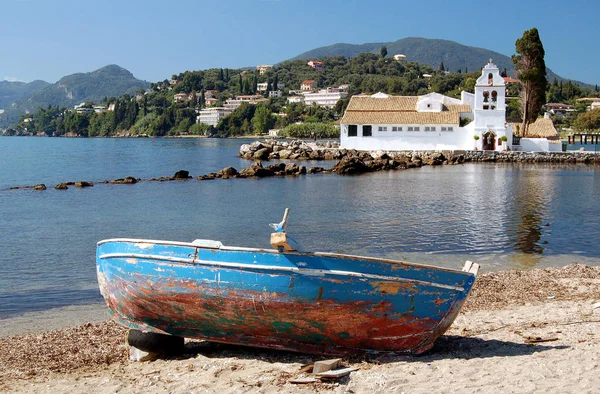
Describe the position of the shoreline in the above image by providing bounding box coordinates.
[2,264,600,393]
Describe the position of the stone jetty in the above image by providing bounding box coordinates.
[5,140,600,191]
[238,140,340,161]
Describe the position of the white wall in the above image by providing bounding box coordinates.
[341,124,477,151]
[519,138,563,152]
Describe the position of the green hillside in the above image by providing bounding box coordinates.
[291,37,589,87]
[0,80,50,109]
[0,65,149,128]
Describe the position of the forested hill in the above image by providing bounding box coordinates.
[290,37,589,87]
[0,80,50,109]
[0,65,149,128]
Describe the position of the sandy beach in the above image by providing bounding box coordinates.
[1,264,600,393]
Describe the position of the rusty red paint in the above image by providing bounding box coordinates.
[102,275,456,355]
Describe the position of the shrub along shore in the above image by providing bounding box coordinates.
[6,140,600,191]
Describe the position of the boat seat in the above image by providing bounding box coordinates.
[191,239,223,249]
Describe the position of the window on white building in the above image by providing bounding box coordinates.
[363,125,372,137]
[407,126,413,131]
[392,126,402,131]
[378,126,388,131]
[448,126,453,131]
[414,126,420,131]
[424,126,430,131]
[348,125,357,137]
[441,127,446,131]
[431,126,436,131]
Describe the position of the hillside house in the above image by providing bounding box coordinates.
[303,87,348,108]
[301,80,318,91]
[174,93,188,103]
[197,107,233,126]
[287,96,304,104]
[257,82,285,92]
[545,103,575,116]
[256,65,273,75]
[307,60,324,70]
[224,95,268,111]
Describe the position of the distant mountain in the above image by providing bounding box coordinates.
[0,80,50,109]
[291,37,592,87]
[0,65,150,128]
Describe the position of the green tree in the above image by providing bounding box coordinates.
[512,27,547,136]
[380,45,388,59]
[439,61,445,71]
[252,104,273,134]
[574,109,600,130]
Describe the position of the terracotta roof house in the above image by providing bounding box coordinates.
[301,80,318,91]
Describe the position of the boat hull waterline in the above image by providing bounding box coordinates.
[97,238,478,355]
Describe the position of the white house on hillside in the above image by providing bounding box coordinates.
[303,87,348,108]
[340,60,519,152]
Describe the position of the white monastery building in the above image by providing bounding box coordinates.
[340,60,561,152]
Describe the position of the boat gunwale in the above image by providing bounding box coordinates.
[98,252,466,291]
[97,237,476,278]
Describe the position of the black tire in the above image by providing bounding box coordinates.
[127,329,184,354]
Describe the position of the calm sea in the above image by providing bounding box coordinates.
[1,136,600,318]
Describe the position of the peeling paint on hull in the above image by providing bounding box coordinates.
[96,239,477,355]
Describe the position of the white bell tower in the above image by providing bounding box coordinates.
[473,60,512,150]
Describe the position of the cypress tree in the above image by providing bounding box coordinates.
[380,45,388,58]
[439,61,445,71]
[512,27,547,137]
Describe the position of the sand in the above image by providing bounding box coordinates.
[1,264,600,393]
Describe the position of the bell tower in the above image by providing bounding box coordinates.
[473,60,511,150]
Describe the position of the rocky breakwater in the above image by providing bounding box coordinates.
[239,139,341,161]
[464,150,600,164]
[330,150,463,174]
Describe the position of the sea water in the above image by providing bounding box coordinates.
[1,136,600,319]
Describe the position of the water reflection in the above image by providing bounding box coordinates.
[506,166,554,262]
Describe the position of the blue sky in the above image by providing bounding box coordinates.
[2,0,599,85]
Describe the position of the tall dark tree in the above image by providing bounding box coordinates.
[512,27,547,136]
[439,61,445,71]
[501,68,507,77]
[238,75,243,94]
[380,45,388,59]
[219,68,224,81]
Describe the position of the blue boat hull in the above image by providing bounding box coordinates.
[96,238,477,355]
